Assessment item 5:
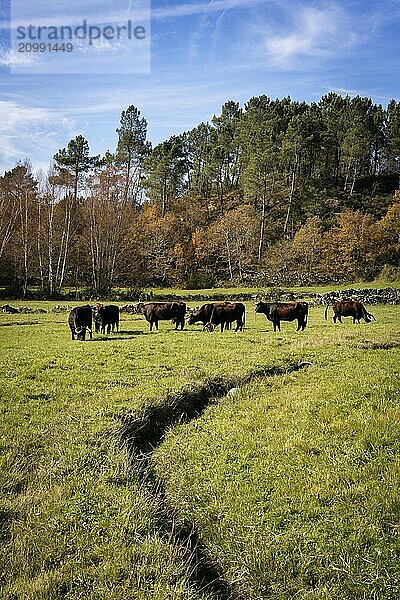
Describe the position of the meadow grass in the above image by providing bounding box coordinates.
[0,298,399,599]
[153,305,400,599]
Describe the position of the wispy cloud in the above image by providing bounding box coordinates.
[152,0,271,20]
[0,100,74,171]
[0,49,38,67]
[325,86,394,103]
[368,0,400,30]
[0,78,234,172]
[265,4,361,67]
[9,0,269,28]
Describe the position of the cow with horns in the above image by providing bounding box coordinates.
[207,302,245,332]
[255,301,309,332]
[324,300,375,324]
[187,302,245,332]
[68,305,93,341]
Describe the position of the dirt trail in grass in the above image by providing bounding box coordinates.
[117,361,312,599]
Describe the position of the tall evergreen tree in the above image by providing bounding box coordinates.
[144,135,186,217]
[385,100,400,184]
[53,135,99,293]
[54,135,100,204]
[116,105,151,203]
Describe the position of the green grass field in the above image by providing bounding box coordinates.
[0,296,399,599]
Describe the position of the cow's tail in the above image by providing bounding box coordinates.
[324,304,330,320]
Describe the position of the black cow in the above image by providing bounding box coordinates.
[1,304,18,314]
[93,304,120,334]
[208,302,245,332]
[255,301,308,332]
[187,303,229,329]
[141,302,186,331]
[68,305,93,341]
[325,300,375,324]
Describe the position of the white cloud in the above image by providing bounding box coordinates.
[0,49,38,67]
[8,0,269,28]
[0,101,74,172]
[152,0,271,20]
[325,86,393,102]
[265,4,361,67]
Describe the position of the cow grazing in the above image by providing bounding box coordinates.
[188,302,245,332]
[208,302,245,332]
[93,304,120,334]
[141,302,186,331]
[187,303,227,328]
[324,300,375,324]
[188,302,238,331]
[255,301,308,332]
[68,305,93,341]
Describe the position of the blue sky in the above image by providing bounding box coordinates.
[0,0,399,173]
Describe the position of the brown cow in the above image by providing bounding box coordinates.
[255,301,308,332]
[141,302,186,331]
[324,300,375,324]
[208,302,245,332]
[187,302,231,330]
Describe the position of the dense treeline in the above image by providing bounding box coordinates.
[1,93,399,296]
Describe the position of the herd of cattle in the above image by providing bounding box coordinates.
[68,299,376,340]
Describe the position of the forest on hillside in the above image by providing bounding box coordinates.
[0,93,399,297]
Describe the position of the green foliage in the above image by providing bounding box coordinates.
[185,272,215,290]
[144,136,187,216]
[2,94,400,291]
[53,135,100,186]
[116,105,151,165]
